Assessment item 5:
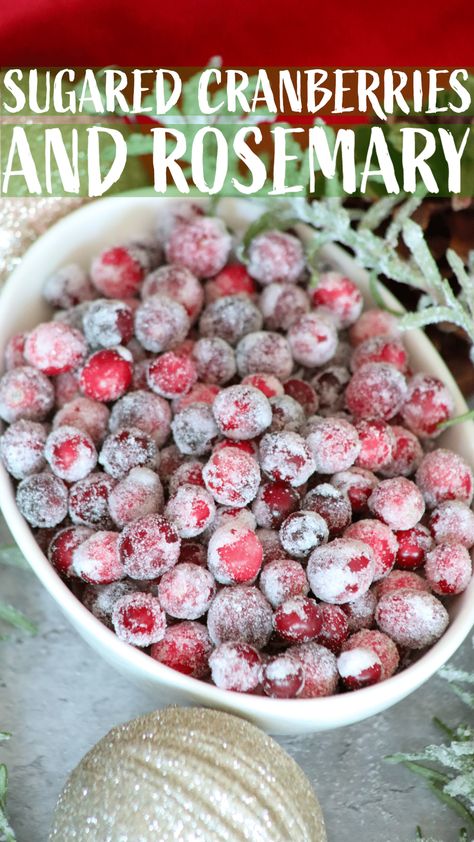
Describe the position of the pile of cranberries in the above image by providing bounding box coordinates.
[1,202,472,700]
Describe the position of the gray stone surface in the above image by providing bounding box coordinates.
[0,518,472,842]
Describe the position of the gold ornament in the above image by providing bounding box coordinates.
[0,197,86,286]
[49,706,326,841]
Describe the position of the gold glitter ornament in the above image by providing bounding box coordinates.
[49,706,326,841]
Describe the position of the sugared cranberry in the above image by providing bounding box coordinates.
[315,604,349,654]
[168,461,204,496]
[251,480,299,529]
[207,585,273,648]
[203,446,261,507]
[147,351,198,399]
[287,642,338,698]
[262,656,305,698]
[157,563,216,619]
[284,378,319,416]
[354,420,396,471]
[307,538,375,604]
[16,472,68,527]
[269,395,305,433]
[200,294,263,346]
[259,431,315,487]
[209,642,262,692]
[53,397,109,446]
[80,347,133,402]
[99,428,157,479]
[174,382,221,411]
[331,467,378,514]
[48,526,93,577]
[108,467,164,529]
[178,541,207,567]
[191,337,236,385]
[82,580,136,627]
[242,372,284,399]
[429,500,474,548]
[165,483,215,538]
[349,308,400,347]
[207,524,263,584]
[142,264,204,323]
[247,230,305,285]
[83,298,134,348]
[206,263,256,301]
[342,629,399,680]
[4,333,27,370]
[374,569,430,600]
[236,331,293,380]
[273,596,322,644]
[337,647,382,690]
[341,590,377,633]
[158,445,189,485]
[72,531,124,584]
[0,419,47,479]
[368,477,425,531]
[424,543,472,595]
[288,311,338,368]
[166,217,232,279]
[112,591,166,646]
[259,558,309,608]
[401,374,454,438]
[416,449,474,508]
[312,366,350,413]
[375,589,449,648]
[43,263,95,309]
[109,390,171,447]
[24,322,86,376]
[213,384,271,441]
[306,417,360,474]
[90,245,145,298]
[54,368,81,407]
[395,524,433,570]
[260,283,310,330]
[302,484,352,537]
[118,514,181,580]
[345,519,398,581]
[0,366,54,423]
[346,363,407,421]
[350,335,408,373]
[257,528,286,564]
[45,425,97,482]
[380,425,423,478]
[311,272,363,328]
[134,295,190,353]
[150,621,212,677]
[171,403,219,456]
[68,472,115,529]
[279,510,329,559]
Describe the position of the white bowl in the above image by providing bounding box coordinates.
[1,196,473,735]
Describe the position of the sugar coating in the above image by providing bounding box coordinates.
[134,294,190,353]
[147,352,198,400]
[150,621,212,678]
[288,311,338,368]
[380,425,423,478]
[331,467,379,513]
[53,397,110,445]
[54,300,94,331]
[311,272,363,329]
[273,596,322,644]
[207,585,273,648]
[243,372,284,399]
[165,216,232,279]
[337,647,381,681]
[99,427,158,479]
[199,294,263,347]
[349,308,400,346]
[108,467,164,529]
[171,402,221,457]
[207,523,263,584]
[401,373,455,438]
[316,604,349,653]
[269,395,305,433]
[82,579,137,625]
[157,563,216,619]
[48,525,94,577]
[350,335,408,374]
[346,362,407,421]
[90,245,145,298]
[211,506,257,534]
[54,369,81,407]
[209,642,262,692]
[118,514,181,580]
[312,366,350,412]
[247,230,306,285]
[306,417,361,474]
[4,333,26,370]
[42,263,95,310]
[72,531,124,584]
[355,420,396,471]
[251,480,299,529]
[284,378,319,416]
[0,366,55,423]
[424,542,472,595]
[429,500,474,548]
[341,589,377,632]
[165,483,216,538]
[287,642,339,698]
[79,346,133,403]
[236,331,293,380]
[191,337,236,385]
[0,419,47,479]
[203,447,261,507]
[259,283,310,331]
[374,570,430,600]
[375,588,449,648]
[155,200,204,246]
[280,510,329,559]
[45,425,97,483]
[16,471,68,528]
[142,264,204,323]
[24,321,86,376]
[109,390,171,447]
[307,537,375,604]
[112,591,166,647]
[302,484,352,537]
[213,384,272,441]
[416,449,474,508]
[68,472,115,529]
[82,298,133,348]
[344,519,398,581]
[259,558,309,608]
[368,477,425,531]
[342,629,399,680]
[205,263,256,302]
[259,431,316,487]
[262,656,305,698]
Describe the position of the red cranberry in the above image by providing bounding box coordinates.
[157,563,216,619]
[72,531,124,584]
[16,472,68,527]
[395,524,433,569]
[168,462,205,497]
[109,390,171,447]
[354,420,396,471]
[213,384,271,440]
[273,596,322,644]
[346,363,407,421]
[53,397,110,446]
[279,510,329,558]
[262,656,305,698]
[424,542,472,595]
[311,272,363,328]
[165,217,232,278]
[171,403,219,456]
[48,525,93,577]
[287,642,338,697]
[236,331,293,381]
[368,477,425,531]
[259,431,315,487]
[260,283,310,330]
[69,472,115,529]
[284,378,319,416]
[374,570,430,600]
[345,519,398,581]
[252,480,299,529]
[203,447,261,507]
[303,484,352,537]
[108,467,164,529]
[337,647,382,690]
[209,642,262,692]
[306,417,360,474]
[24,322,86,376]
[43,263,95,309]
[207,585,273,648]
[200,294,263,346]
[119,514,181,580]
[80,347,133,402]
[341,590,377,633]
[259,558,309,608]
[349,308,400,347]
[142,264,204,323]
[331,467,378,514]
[45,425,97,482]
[269,395,305,433]
[206,263,256,301]
[54,368,81,407]
[0,366,54,423]
[342,629,399,680]
[4,333,27,370]
[0,419,47,479]
[134,295,190,353]
[247,230,305,285]
[99,428,157,479]
[380,425,423,478]
[350,335,408,373]
[288,311,338,368]
[429,500,474,548]
[90,245,145,298]
[242,372,284,399]
[375,589,449,648]
[147,352,198,399]
[207,524,263,584]
[312,366,350,412]
[150,621,212,677]
[165,483,215,538]
[178,541,207,567]
[112,591,166,646]
[191,337,236,385]
[401,374,454,438]
[83,298,134,348]
[416,449,474,508]
[257,528,286,564]
[307,537,375,604]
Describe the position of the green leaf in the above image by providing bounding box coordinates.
[0,764,16,842]
[368,273,404,316]
[437,410,474,432]
[0,603,37,635]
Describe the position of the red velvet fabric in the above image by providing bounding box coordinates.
[0,0,472,67]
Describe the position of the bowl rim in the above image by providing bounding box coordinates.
[1,194,473,728]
